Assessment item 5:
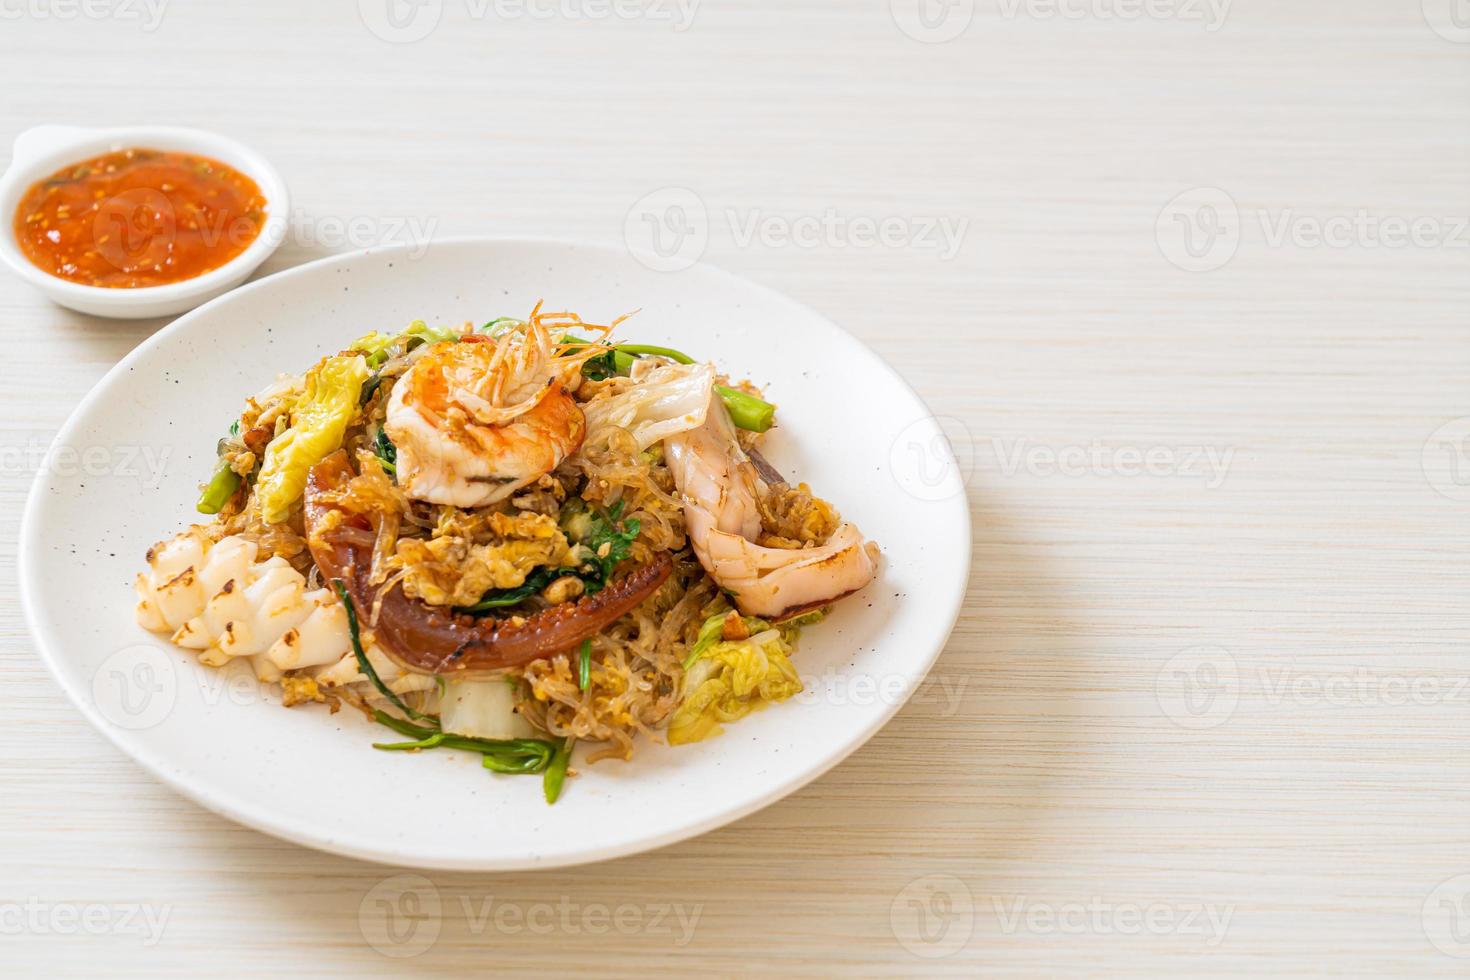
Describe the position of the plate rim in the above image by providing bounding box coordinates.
[19,235,972,871]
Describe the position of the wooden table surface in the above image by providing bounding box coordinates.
[3,1,1468,975]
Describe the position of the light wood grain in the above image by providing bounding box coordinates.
[3,0,1469,975]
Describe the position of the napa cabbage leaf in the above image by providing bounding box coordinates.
[668,623,803,745]
[256,353,368,524]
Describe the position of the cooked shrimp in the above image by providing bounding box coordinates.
[386,326,588,508]
[665,394,879,619]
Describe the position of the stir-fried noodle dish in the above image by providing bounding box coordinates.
[135,306,880,801]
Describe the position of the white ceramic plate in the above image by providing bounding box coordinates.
[19,238,969,871]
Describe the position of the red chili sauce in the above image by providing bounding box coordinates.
[13,148,268,288]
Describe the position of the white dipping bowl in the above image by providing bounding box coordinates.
[0,125,288,319]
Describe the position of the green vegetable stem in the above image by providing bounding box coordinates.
[543,737,575,804]
[196,457,240,514]
[714,385,774,433]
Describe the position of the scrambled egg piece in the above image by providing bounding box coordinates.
[280,673,329,707]
[395,510,574,607]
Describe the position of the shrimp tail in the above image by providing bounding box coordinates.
[305,452,672,677]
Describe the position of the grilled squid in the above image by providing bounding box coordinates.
[664,394,879,619]
[133,526,434,696]
[305,452,671,677]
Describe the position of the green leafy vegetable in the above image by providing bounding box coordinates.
[332,580,435,724]
[543,737,575,804]
[359,373,384,406]
[560,333,622,381]
[578,500,640,592]
[579,349,620,381]
[372,710,555,773]
[373,428,397,475]
[460,566,562,613]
